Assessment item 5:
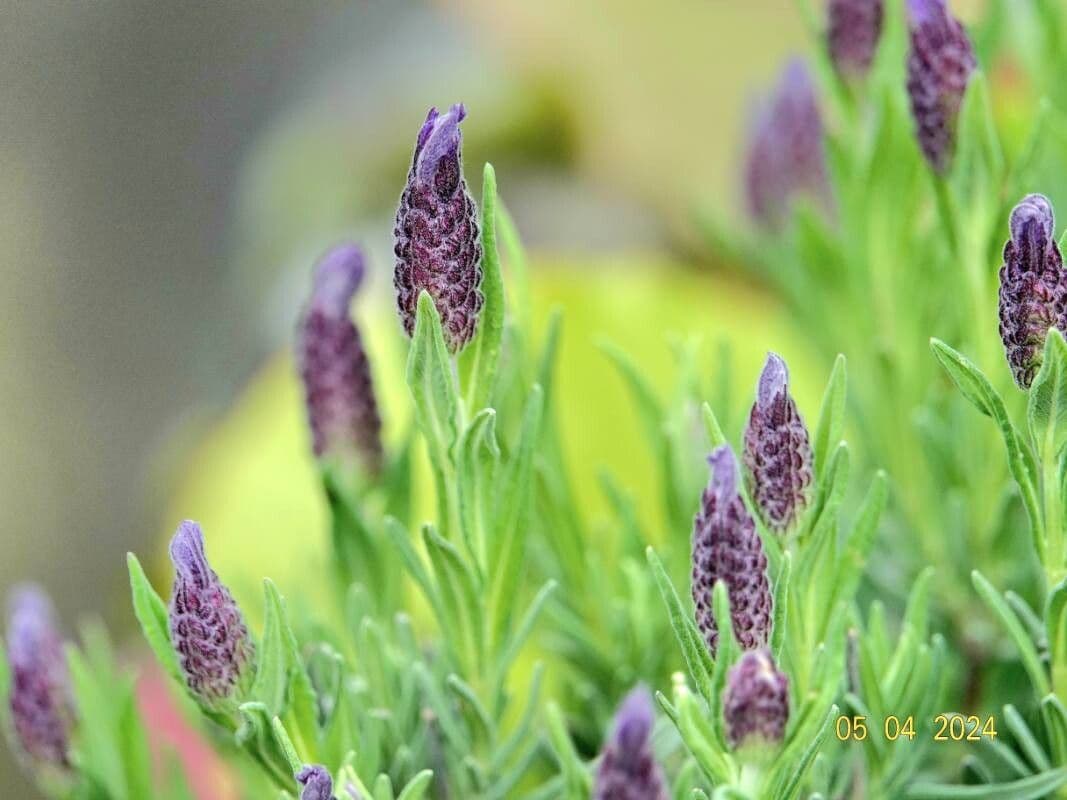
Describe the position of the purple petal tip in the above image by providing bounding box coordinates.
[613,685,655,755]
[756,352,789,410]
[1010,194,1055,244]
[312,244,365,318]
[168,520,218,595]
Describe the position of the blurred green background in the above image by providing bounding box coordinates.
[0,1,986,795]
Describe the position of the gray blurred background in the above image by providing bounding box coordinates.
[0,0,812,793]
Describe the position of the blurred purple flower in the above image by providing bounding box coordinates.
[297,765,336,800]
[5,585,74,769]
[394,104,483,353]
[168,521,255,709]
[297,243,383,473]
[593,686,668,800]
[723,649,790,748]
[905,0,976,174]
[828,0,883,80]
[742,353,813,533]
[744,59,832,229]
[692,446,773,655]
[998,194,1067,389]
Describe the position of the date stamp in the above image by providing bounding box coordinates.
[834,714,997,742]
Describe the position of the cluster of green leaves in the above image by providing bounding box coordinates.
[706,3,1067,793]
[629,355,942,800]
[710,0,1067,649]
[925,333,1067,797]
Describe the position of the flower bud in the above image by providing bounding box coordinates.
[742,353,813,533]
[394,104,483,353]
[998,194,1067,389]
[297,765,336,800]
[723,649,790,749]
[905,0,976,174]
[594,686,668,800]
[744,59,831,230]
[827,0,883,80]
[692,446,773,655]
[5,585,74,769]
[168,521,255,709]
[297,244,383,473]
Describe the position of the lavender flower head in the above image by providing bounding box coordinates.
[998,194,1067,389]
[297,244,383,473]
[394,104,483,353]
[5,585,74,769]
[594,686,668,800]
[692,446,773,655]
[906,0,976,174]
[168,521,255,709]
[297,765,336,800]
[744,58,832,230]
[827,0,884,80]
[723,649,790,749]
[742,353,813,533]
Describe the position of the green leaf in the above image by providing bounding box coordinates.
[270,717,303,775]
[954,71,1005,193]
[251,580,288,716]
[646,547,715,705]
[461,163,506,411]
[812,354,847,478]
[774,704,838,800]
[544,702,591,800]
[600,340,686,530]
[263,580,318,756]
[486,384,544,652]
[496,580,557,678]
[701,402,727,449]
[407,290,460,525]
[771,551,791,661]
[1028,329,1067,460]
[1003,704,1051,772]
[396,770,435,800]
[1048,577,1067,704]
[457,408,500,574]
[423,525,484,674]
[931,339,1043,553]
[675,687,734,785]
[126,553,182,685]
[496,201,531,334]
[1041,694,1067,766]
[829,470,888,612]
[972,571,1050,696]
[906,769,1067,799]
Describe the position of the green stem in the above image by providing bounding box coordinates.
[932,175,961,258]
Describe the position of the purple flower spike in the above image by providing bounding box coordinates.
[593,686,668,800]
[5,585,74,769]
[297,765,336,800]
[906,0,976,174]
[827,0,884,80]
[394,104,483,353]
[297,244,383,473]
[998,194,1067,389]
[692,446,773,656]
[742,353,813,533]
[723,649,790,749]
[744,59,832,230]
[168,521,255,709]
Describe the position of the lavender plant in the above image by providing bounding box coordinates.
[8,0,1067,795]
[706,0,1067,716]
